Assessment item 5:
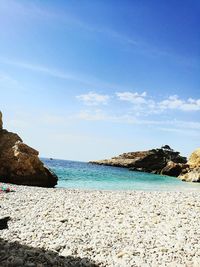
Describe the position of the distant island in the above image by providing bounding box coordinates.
[90,145,200,182]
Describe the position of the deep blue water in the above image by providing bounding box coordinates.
[42,158,200,191]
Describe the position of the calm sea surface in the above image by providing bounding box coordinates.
[42,158,200,191]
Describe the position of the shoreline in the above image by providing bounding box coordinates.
[55,183,200,193]
[1,185,200,266]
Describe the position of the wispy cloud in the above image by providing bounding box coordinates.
[75,91,200,137]
[75,109,200,137]
[76,92,110,106]
[159,95,200,111]
[116,91,200,113]
[1,0,196,66]
[2,56,199,114]
[116,91,147,104]
[76,109,200,128]
[76,110,107,121]
[0,71,28,93]
[2,59,79,81]
[1,58,121,90]
[0,71,19,86]
[0,0,138,46]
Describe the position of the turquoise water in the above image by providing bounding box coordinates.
[42,158,200,191]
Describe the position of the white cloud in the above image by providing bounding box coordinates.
[116,91,200,113]
[116,91,158,116]
[159,95,200,111]
[76,92,110,106]
[116,91,147,104]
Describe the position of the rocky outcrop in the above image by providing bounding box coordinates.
[90,146,187,176]
[179,148,200,182]
[0,112,58,187]
[179,167,200,182]
[188,148,200,168]
[161,161,189,177]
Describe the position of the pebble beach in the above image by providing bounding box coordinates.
[1,185,200,267]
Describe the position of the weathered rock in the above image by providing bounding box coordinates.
[0,112,58,187]
[178,148,200,182]
[90,146,187,176]
[161,161,189,177]
[188,148,200,168]
[179,167,200,182]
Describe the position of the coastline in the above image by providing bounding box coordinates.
[1,185,200,266]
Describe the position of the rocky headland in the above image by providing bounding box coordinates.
[90,145,200,182]
[0,111,57,187]
[90,145,187,174]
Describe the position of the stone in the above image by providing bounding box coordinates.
[0,112,58,187]
[116,251,127,258]
[60,248,73,257]
[49,243,62,251]
[161,161,188,177]
[179,167,200,182]
[0,216,10,230]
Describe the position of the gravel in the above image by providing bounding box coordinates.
[1,185,200,266]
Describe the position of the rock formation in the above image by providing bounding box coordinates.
[161,161,188,177]
[187,148,200,168]
[179,148,200,182]
[0,112,58,187]
[90,146,187,176]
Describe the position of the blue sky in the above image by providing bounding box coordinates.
[0,0,199,160]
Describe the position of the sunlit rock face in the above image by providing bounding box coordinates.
[0,112,58,187]
[188,148,200,168]
[179,148,200,182]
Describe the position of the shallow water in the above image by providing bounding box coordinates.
[42,158,200,191]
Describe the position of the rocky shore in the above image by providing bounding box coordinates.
[90,145,187,175]
[1,185,200,267]
[90,145,200,182]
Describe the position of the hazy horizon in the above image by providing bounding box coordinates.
[0,0,199,161]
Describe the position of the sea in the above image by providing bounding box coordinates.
[42,158,200,191]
